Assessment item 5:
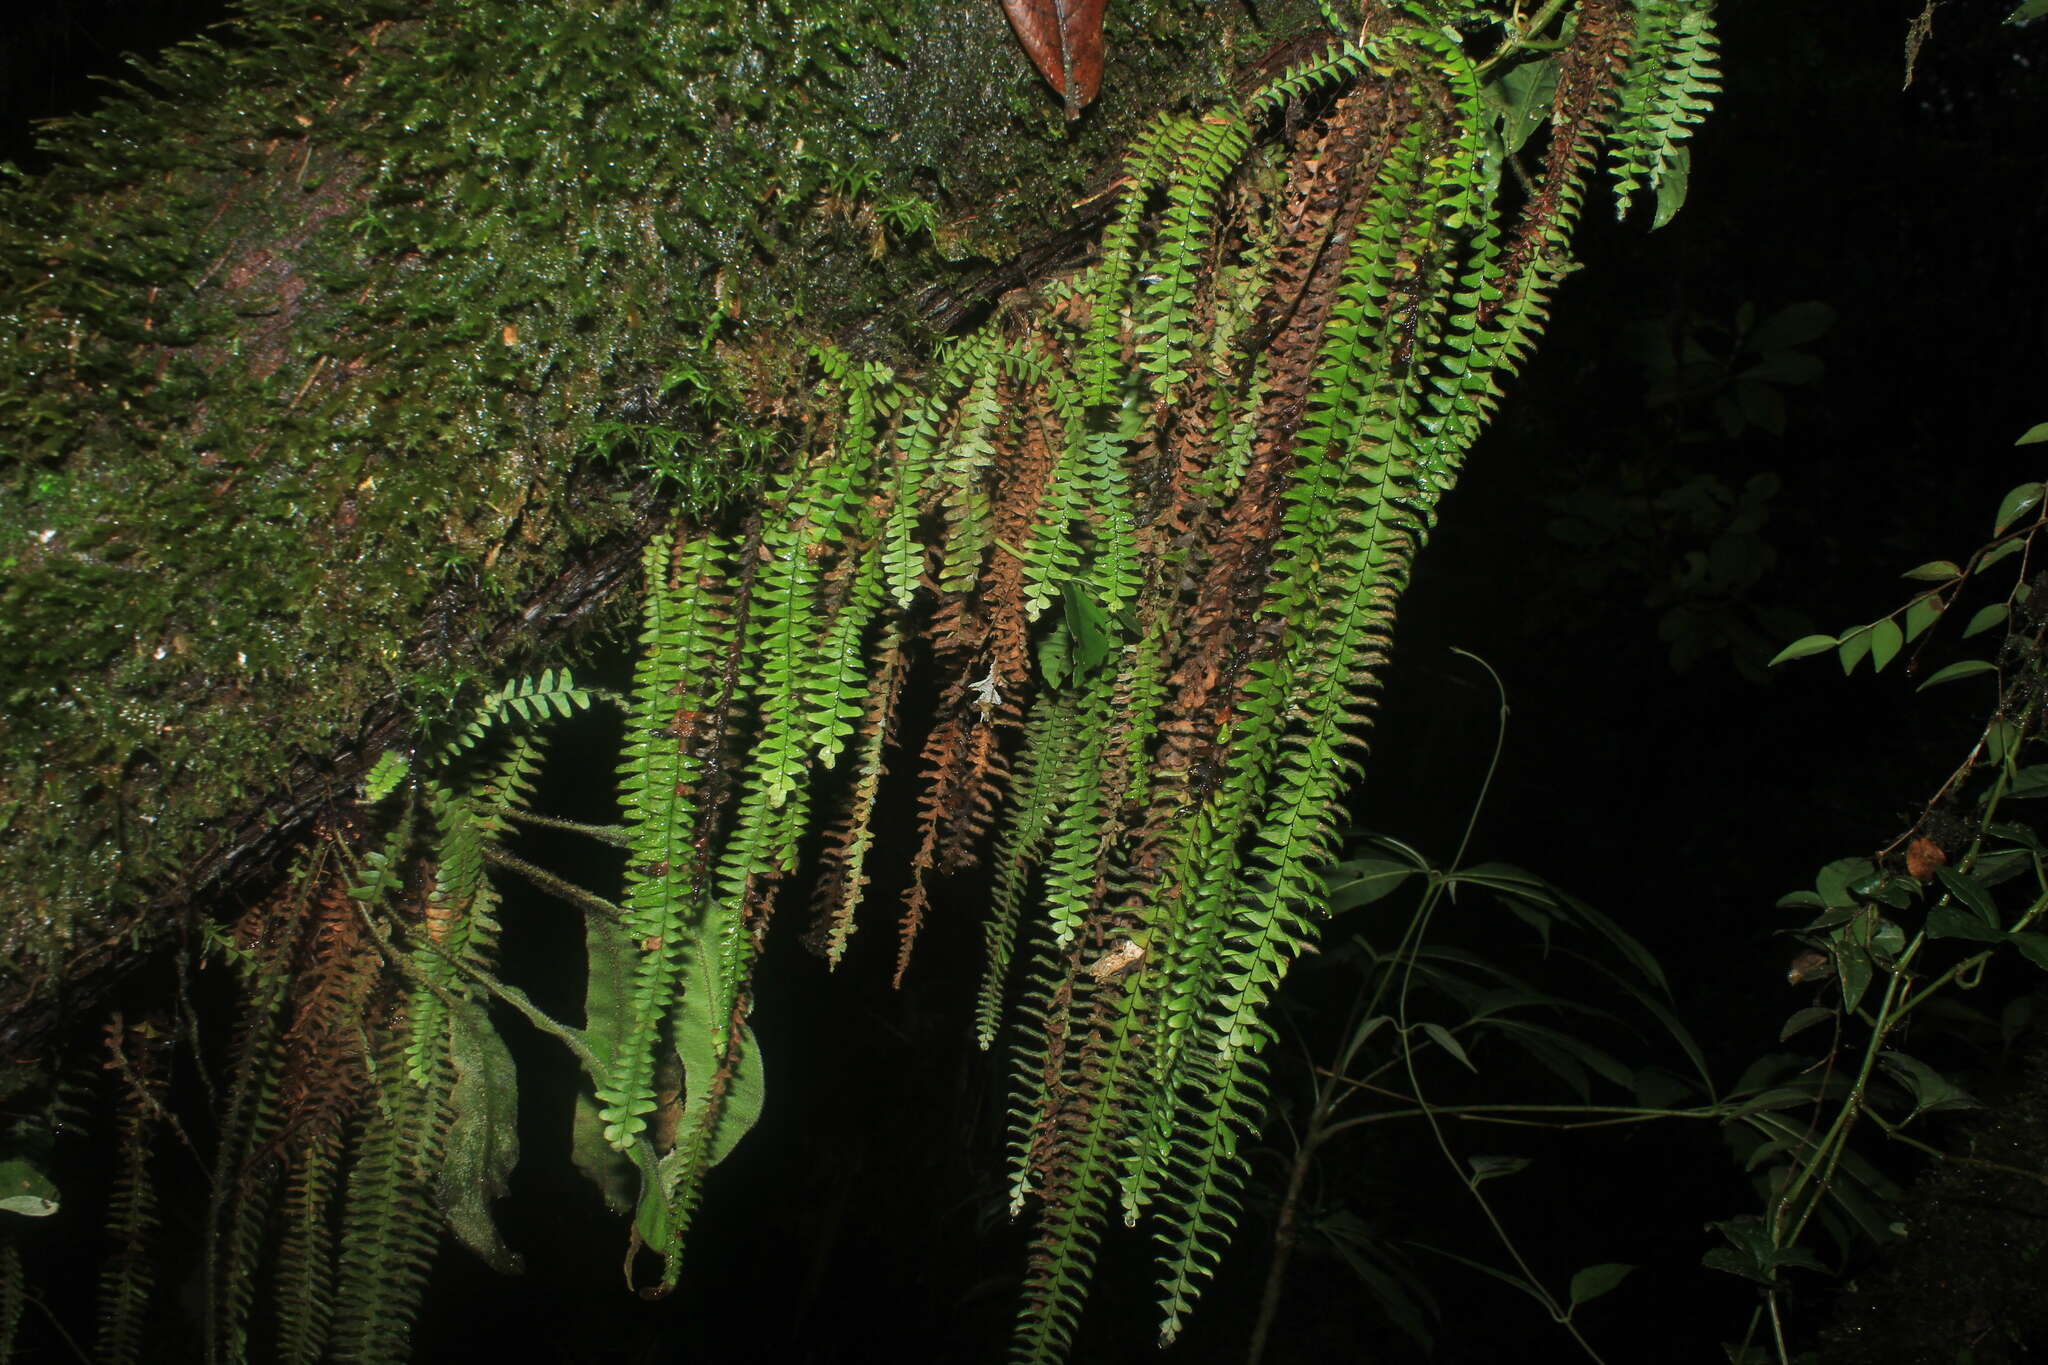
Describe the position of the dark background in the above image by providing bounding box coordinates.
[5,1,2047,1361]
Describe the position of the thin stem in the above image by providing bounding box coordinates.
[1245,1128,1322,1365]
[1391,655,1608,1362]
[22,1290,94,1365]
[352,898,606,1079]
[1474,0,1573,77]
[1320,1099,1728,1142]
[486,805,632,847]
[1443,648,1507,878]
[483,845,628,922]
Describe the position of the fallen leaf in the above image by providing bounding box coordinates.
[1905,836,1947,882]
[1001,0,1108,119]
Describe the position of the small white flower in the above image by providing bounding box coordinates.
[969,666,1002,721]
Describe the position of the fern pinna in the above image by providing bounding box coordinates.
[588,5,1712,1358]
[32,4,1719,1362]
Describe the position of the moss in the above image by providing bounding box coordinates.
[0,0,1324,993]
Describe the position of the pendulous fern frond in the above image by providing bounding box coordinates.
[81,5,1716,1360]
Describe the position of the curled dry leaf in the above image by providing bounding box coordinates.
[1001,0,1108,120]
[1905,836,1947,882]
[1786,950,1833,986]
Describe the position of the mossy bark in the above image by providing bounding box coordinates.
[0,0,1319,1058]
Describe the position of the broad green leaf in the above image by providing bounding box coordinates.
[1801,906,1860,933]
[1702,1216,1826,1286]
[2007,765,2048,798]
[1961,603,2008,638]
[1870,915,1906,956]
[1767,633,1836,666]
[1739,352,1823,386]
[1816,857,1874,909]
[1869,618,1904,672]
[1834,939,1873,1014]
[709,1018,766,1169]
[1036,620,1073,687]
[1917,659,1996,691]
[1467,1154,1531,1184]
[1902,595,1943,642]
[1779,1006,1834,1041]
[1982,537,2026,570]
[2011,0,2048,24]
[572,916,640,1214]
[630,1140,677,1256]
[671,939,766,1171]
[1933,863,1998,929]
[1878,1050,1980,1119]
[1988,716,2021,765]
[1746,301,1836,353]
[1568,1262,1635,1306]
[1993,481,2045,535]
[1488,56,1558,154]
[1741,1136,1799,1172]
[1651,146,1690,230]
[1987,821,2044,850]
[1554,890,1673,996]
[0,1159,57,1217]
[1900,560,1961,583]
[1456,861,1548,891]
[1836,628,1871,675]
[2016,420,2048,443]
[1925,909,2001,944]
[1631,1067,1694,1108]
[1060,581,1120,675]
[1729,1085,1820,1119]
[2008,933,2048,971]
[1328,858,1421,910]
[1421,1022,1476,1072]
[438,999,524,1273]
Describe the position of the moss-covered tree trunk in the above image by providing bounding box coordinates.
[0,0,1289,1053]
[3,4,1734,1360]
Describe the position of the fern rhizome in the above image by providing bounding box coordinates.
[20,3,1722,1362]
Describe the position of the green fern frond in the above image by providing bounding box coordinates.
[1079,113,1196,406]
[1242,39,1370,119]
[979,692,1080,1048]
[330,1024,443,1365]
[205,972,289,1365]
[812,623,910,965]
[1151,1042,1270,1343]
[1038,677,1120,950]
[603,531,733,1146]
[1607,0,1720,222]
[272,1132,340,1365]
[154,13,1699,1363]
[936,372,1008,593]
[1019,379,1089,622]
[1134,112,1253,404]
[1011,982,1151,1364]
[438,666,594,764]
[95,1023,165,1365]
[883,336,998,607]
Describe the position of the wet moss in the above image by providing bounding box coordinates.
[0,0,1319,996]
